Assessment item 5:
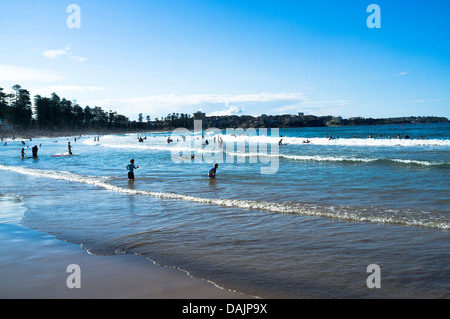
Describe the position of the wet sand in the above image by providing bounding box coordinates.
[0,223,249,299]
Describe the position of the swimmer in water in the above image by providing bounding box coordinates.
[179,153,196,160]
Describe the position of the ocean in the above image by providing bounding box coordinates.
[0,122,449,298]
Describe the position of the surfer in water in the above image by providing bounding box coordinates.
[126,159,139,180]
[209,163,219,179]
[68,142,73,155]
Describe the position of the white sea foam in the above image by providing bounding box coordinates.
[84,135,449,167]
[1,165,448,230]
[85,133,450,148]
[216,134,450,147]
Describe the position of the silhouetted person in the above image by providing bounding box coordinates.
[32,145,38,158]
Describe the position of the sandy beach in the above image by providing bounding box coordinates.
[0,222,248,299]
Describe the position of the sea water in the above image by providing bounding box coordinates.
[0,123,449,298]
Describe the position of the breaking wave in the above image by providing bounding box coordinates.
[227,152,449,167]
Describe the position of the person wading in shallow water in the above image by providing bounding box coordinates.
[126,159,139,181]
[209,163,219,179]
[32,145,38,158]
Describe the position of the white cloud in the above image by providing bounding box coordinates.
[43,49,69,59]
[94,92,304,108]
[92,92,305,118]
[42,44,87,62]
[208,105,244,116]
[92,92,353,119]
[0,65,65,83]
[95,92,304,106]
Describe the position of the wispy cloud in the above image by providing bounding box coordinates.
[92,92,306,117]
[0,65,65,83]
[42,44,87,62]
[301,100,352,107]
[273,99,353,115]
[69,56,88,63]
[36,85,104,96]
[92,92,357,119]
[94,92,304,107]
[42,45,71,59]
[403,98,444,104]
[394,71,410,77]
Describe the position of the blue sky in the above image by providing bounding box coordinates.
[0,0,449,120]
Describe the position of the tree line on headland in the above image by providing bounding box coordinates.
[0,84,448,136]
[0,84,195,134]
[0,84,130,132]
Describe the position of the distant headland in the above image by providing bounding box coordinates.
[189,112,449,130]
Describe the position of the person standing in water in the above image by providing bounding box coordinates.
[126,159,139,180]
[68,142,73,155]
[209,163,219,179]
[32,145,38,158]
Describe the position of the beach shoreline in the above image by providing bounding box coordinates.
[0,129,175,142]
[0,222,250,299]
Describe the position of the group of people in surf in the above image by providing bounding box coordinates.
[127,132,223,181]
[327,133,418,140]
[126,158,219,181]
[366,133,412,139]
[20,141,73,159]
[21,145,39,159]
